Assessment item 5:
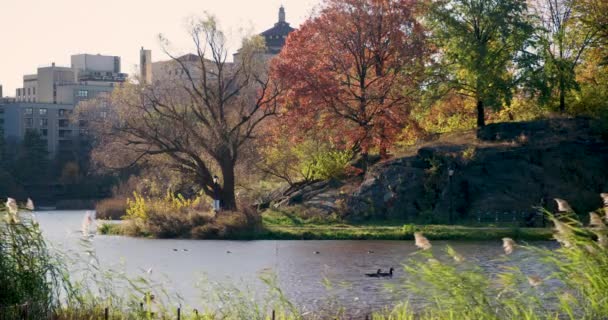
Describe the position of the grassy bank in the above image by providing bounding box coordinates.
[99,209,553,241]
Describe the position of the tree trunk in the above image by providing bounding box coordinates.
[559,78,566,113]
[476,99,485,128]
[219,161,237,211]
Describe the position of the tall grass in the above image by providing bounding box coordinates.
[0,199,72,319]
[372,197,608,320]
[0,197,299,319]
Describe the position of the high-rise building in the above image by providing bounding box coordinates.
[140,47,152,85]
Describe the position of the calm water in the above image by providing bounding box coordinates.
[35,210,556,317]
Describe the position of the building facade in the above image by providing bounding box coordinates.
[15,54,126,105]
[6,53,125,156]
[260,6,295,55]
[0,102,82,156]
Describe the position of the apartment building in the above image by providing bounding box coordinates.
[0,102,83,155]
[6,53,124,157]
[15,54,126,104]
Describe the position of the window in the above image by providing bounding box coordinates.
[79,128,88,136]
[24,118,33,127]
[58,119,69,127]
[24,107,33,115]
[58,130,72,138]
[27,88,31,95]
[41,129,48,137]
[39,118,48,127]
[33,88,36,95]
[58,109,66,116]
[77,90,89,98]
[39,108,47,116]
[100,111,107,118]
[79,120,87,127]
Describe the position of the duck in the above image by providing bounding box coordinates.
[378,268,394,277]
[365,269,382,277]
[313,251,320,254]
[367,250,374,254]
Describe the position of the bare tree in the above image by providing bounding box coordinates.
[78,16,280,210]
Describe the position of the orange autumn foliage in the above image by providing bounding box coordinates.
[271,0,429,156]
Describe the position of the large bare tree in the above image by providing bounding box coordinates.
[78,16,280,210]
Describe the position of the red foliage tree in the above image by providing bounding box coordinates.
[272,0,428,157]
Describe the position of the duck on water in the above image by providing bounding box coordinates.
[365,268,394,278]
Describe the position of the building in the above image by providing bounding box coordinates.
[145,6,295,82]
[140,47,152,85]
[260,6,295,55]
[0,102,82,156]
[6,53,125,156]
[15,54,126,105]
[148,53,216,83]
[233,6,295,63]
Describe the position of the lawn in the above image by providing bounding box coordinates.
[97,210,554,241]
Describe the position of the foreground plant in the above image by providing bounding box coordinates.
[378,195,608,320]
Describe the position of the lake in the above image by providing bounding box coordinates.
[35,210,556,318]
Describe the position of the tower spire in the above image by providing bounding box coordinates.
[279,5,286,23]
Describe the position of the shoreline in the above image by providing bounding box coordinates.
[98,222,553,241]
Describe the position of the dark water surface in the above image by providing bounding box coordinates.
[35,210,556,317]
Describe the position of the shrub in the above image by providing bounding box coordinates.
[306,149,353,180]
[192,198,262,239]
[95,198,127,220]
[118,191,262,239]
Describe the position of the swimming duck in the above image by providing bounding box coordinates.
[314,251,320,254]
[365,269,382,277]
[378,268,394,277]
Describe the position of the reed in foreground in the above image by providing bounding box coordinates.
[372,196,608,320]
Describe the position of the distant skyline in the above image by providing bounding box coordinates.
[0,0,319,96]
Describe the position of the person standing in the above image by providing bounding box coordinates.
[212,175,221,212]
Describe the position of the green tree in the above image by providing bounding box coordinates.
[577,0,608,64]
[427,0,536,127]
[13,130,49,185]
[531,0,597,112]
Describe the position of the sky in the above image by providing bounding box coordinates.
[0,0,320,97]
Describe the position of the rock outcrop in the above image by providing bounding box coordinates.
[345,117,608,223]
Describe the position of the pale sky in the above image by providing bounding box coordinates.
[0,0,320,96]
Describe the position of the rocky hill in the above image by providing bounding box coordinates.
[270,117,608,225]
